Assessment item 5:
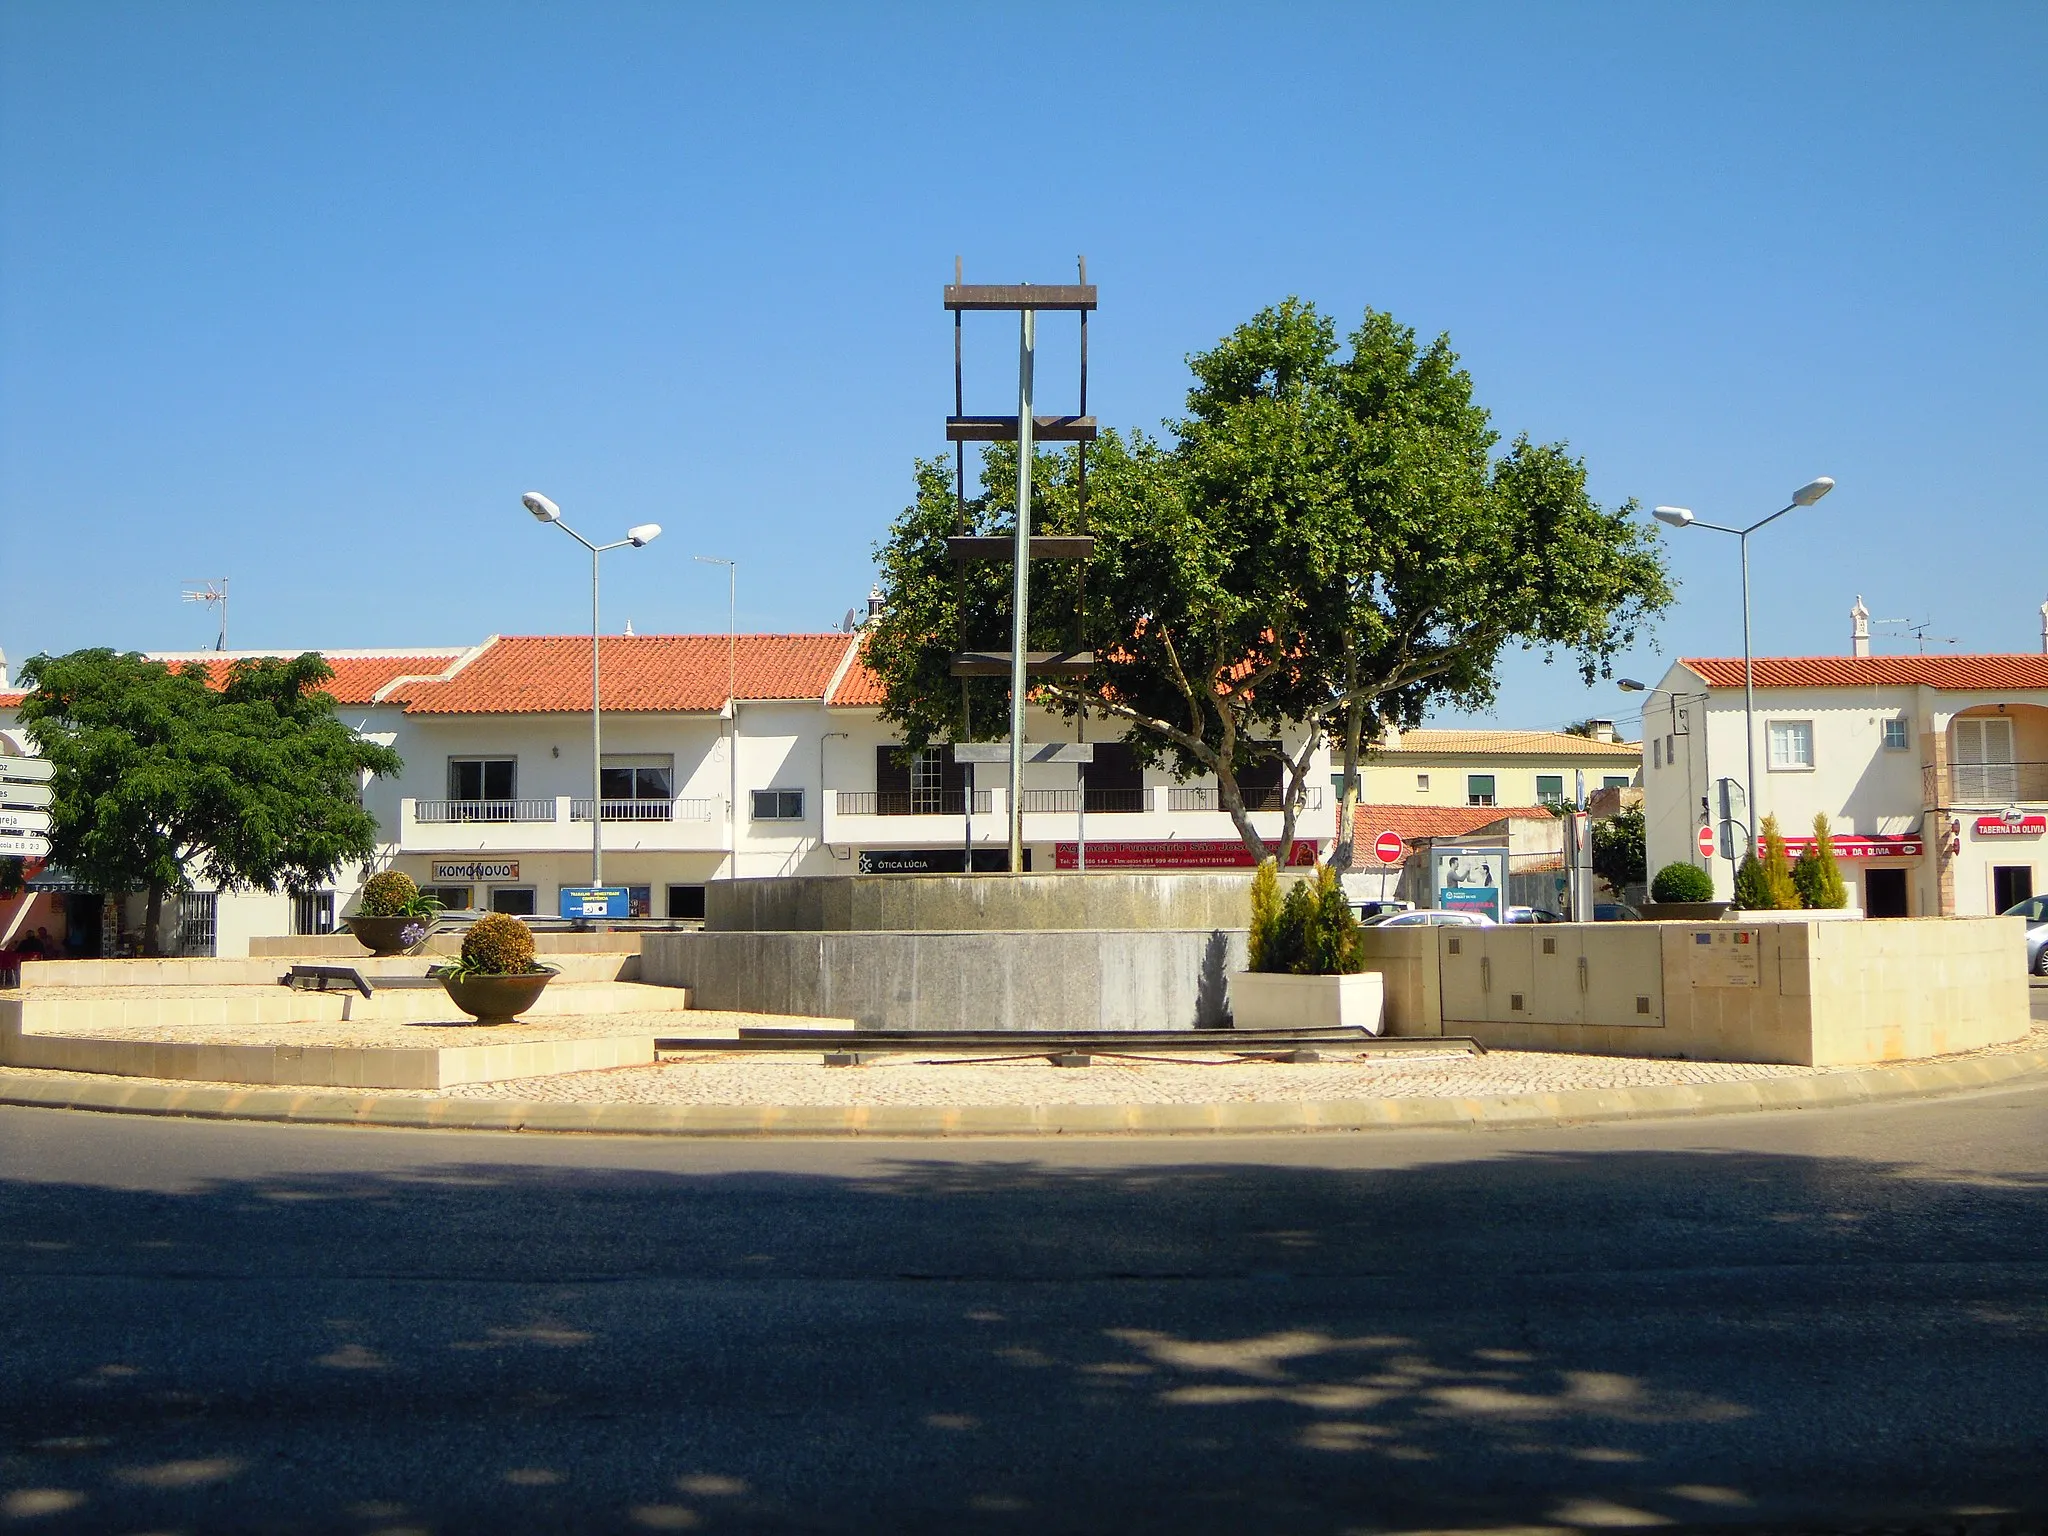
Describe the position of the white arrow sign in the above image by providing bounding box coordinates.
[0,834,51,860]
[0,782,53,809]
[0,808,51,834]
[0,757,55,783]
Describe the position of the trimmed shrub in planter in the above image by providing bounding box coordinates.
[1651,862,1715,903]
[345,871,443,955]
[1233,861,1384,1033]
[432,912,555,1024]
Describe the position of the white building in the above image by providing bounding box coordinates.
[2,632,1337,956]
[1642,601,2048,919]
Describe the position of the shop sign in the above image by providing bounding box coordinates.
[859,848,1022,875]
[1052,840,1318,871]
[432,860,520,882]
[1431,844,1503,923]
[1974,813,2047,838]
[1777,836,1923,860]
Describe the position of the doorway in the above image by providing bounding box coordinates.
[1865,867,1909,918]
[1993,865,2035,915]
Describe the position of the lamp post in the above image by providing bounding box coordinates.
[695,555,737,882]
[1652,477,1833,858]
[523,493,662,889]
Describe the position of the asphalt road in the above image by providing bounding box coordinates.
[3,1082,2047,1535]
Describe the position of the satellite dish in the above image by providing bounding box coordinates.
[842,608,860,633]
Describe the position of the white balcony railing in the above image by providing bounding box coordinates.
[413,798,558,824]
[570,797,719,823]
[1167,785,1325,813]
[1017,788,1149,814]
[836,790,992,817]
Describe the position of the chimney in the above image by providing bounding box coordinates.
[0,646,8,690]
[2040,598,2048,656]
[1852,595,1871,658]
[1589,718,1617,744]
[867,586,886,620]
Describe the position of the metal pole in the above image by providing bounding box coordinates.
[1008,307,1035,874]
[727,563,737,882]
[1740,529,1758,860]
[963,762,974,871]
[591,544,603,889]
[1077,763,1086,872]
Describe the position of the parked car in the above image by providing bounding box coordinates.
[1593,901,1643,922]
[1352,899,1415,921]
[2002,894,2048,976]
[1365,908,1498,928]
[1505,906,1567,924]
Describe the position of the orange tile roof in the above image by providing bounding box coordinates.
[1351,803,1559,845]
[401,634,856,715]
[1681,655,2048,690]
[1380,728,1639,758]
[828,639,887,707]
[0,653,466,709]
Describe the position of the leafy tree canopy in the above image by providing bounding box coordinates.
[1591,805,1647,893]
[15,650,403,954]
[864,300,1674,860]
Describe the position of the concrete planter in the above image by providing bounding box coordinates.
[438,970,555,1025]
[1730,907,1865,922]
[1641,901,1731,922]
[1230,970,1384,1033]
[345,915,421,957]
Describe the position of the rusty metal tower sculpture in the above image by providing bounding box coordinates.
[945,258,1098,873]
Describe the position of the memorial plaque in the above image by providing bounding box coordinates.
[1688,927,1760,987]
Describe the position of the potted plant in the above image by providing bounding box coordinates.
[431,912,556,1024]
[345,871,443,956]
[1229,860,1385,1032]
[1642,860,1728,921]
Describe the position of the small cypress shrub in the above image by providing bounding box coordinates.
[1791,812,1849,909]
[1650,861,1715,903]
[1248,857,1280,971]
[358,870,419,917]
[1758,815,1802,909]
[460,912,539,975]
[1732,853,1770,911]
[1255,864,1366,975]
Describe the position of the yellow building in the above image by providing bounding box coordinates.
[1360,724,1641,809]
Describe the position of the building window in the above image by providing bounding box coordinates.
[423,885,472,911]
[177,892,218,957]
[1536,774,1564,806]
[1652,739,1661,770]
[876,745,969,815]
[1767,720,1815,770]
[292,891,335,936]
[1603,776,1632,791]
[1666,733,1676,765]
[1415,773,1430,793]
[1881,717,1909,751]
[667,884,707,921]
[448,758,516,802]
[600,755,674,803]
[1467,774,1496,807]
[625,884,652,918]
[489,887,536,916]
[751,788,805,821]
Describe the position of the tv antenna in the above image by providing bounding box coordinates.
[1871,615,1957,653]
[182,579,229,651]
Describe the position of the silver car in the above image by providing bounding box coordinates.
[2003,895,2048,976]
[1365,908,1497,928]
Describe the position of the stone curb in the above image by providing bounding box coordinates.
[2,1047,2045,1139]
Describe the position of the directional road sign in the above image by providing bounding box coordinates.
[1697,824,1717,859]
[951,741,1095,765]
[0,808,51,834]
[0,782,53,809]
[0,757,55,782]
[0,834,51,860]
[1372,830,1406,865]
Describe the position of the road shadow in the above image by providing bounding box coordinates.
[2,1126,2046,1533]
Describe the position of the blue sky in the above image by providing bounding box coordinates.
[2,3,2043,736]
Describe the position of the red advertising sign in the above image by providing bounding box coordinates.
[1373,830,1406,865]
[1697,824,1717,858]
[1053,839,1321,871]
[1975,815,2047,838]
[1777,835,1924,860]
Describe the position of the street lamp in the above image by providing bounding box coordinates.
[694,555,737,882]
[1652,477,1833,857]
[522,492,662,889]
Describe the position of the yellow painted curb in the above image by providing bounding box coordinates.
[2,1048,2044,1139]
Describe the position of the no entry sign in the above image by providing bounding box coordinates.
[1373,830,1405,865]
[1698,824,1717,858]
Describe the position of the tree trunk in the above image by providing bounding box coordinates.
[1216,766,1269,864]
[143,884,164,959]
[1332,694,1365,871]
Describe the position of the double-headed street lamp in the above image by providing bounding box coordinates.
[523,492,662,889]
[1652,477,1834,858]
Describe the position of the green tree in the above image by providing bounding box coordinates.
[864,300,1673,863]
[16,650,403,955]
[1757,814,1802,910]
[1590,805,1647,893]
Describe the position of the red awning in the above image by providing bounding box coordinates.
[1778,835,1923,860]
